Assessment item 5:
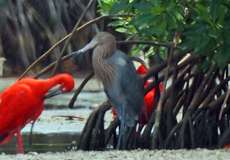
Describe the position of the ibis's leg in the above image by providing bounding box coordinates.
[29,121,35,146]
[16,129,24,154]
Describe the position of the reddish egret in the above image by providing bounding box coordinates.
[112,64,163,126]
[0,73,75,153]
[71,32,144,149]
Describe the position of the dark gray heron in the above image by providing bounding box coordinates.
[70,32,144,149]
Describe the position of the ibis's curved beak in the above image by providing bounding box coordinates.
[45,88,63,99]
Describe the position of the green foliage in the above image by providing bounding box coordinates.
[98,0,118,15]
[98,0,230,68]
[0,0,7,8]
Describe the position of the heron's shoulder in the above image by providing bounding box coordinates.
[113,50,129,59]
[108,50,133,66]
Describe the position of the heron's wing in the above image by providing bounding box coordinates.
[120,55,144,110]
[107,50,144,126]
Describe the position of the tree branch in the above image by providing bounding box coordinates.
[51,0,96,75]
[19,14,132,79]
[68,72,94,108]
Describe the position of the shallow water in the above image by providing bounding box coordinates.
[1,78,229,158]
[0,133,79,154]
[0,77,108,154]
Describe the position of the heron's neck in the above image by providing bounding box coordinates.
[92,45,115,86]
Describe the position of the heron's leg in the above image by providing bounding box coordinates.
[127,125,137,149]
[117,105,126,149]
[117,119,125,149]
[16,129,24,154]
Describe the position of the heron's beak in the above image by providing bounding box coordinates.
[69,39,98,57]
[45,88,63,99]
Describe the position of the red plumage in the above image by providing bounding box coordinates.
[137,64,164,124]
[0,73,75,153]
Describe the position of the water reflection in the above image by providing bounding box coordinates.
[0,133,80,154]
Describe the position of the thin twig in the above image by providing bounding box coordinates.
[117,40,171,48]
[34,53,75,78]
[19,14,132,79]
[51,0,95,75]
[74,0,99,32]
[68,72,94,108]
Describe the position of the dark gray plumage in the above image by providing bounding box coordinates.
[71,32,144,149]
[105,50,144,127]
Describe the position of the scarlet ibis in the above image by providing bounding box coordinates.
[0,73,74,153]
[71,32,144,149]
[137,64,163,124]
